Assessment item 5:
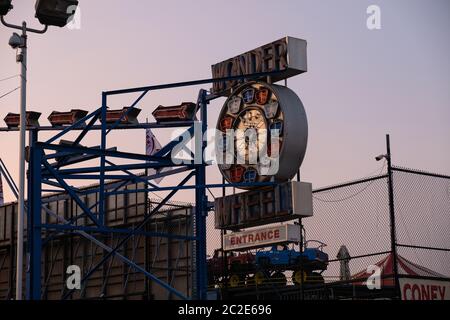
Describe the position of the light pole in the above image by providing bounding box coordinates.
[2,16,47,301]
[1,0,79,300]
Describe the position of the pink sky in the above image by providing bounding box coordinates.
[0,0,449,204]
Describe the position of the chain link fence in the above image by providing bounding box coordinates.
[392,167,450,278]
[306,172,391,284]
[206,165,450,299]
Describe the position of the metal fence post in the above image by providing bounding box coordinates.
[386,134,400,299]
[299,218,305,300]
[296,170,305,300]
[221,177,228,297]
[195,89,208,299]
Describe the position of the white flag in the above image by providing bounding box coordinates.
[0,171,4,206]
[146,128,164,184]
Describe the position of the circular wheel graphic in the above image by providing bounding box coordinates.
[216,81,308,189]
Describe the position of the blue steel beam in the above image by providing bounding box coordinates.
[29,143,43,300]
[26,129,38,299]
[40,181,276,197]
[41,223,196,241]
[42,160,100,226]
[42,161,188,176]
[0,121,195,132]
[0,158,19,198]
[44,154,186,168]
[42,158,176,238]
[154,126,195,158]
[46,108,102,144]
[39,142,174,164]
[43,174,177,180]
[106,89,150,134]
[40,166,194,202]
[39,166,193,204]
[40,180,276,197]
[104,70,283,96]
[38,204,192,301]
[73,111,101,146]
[42,189,63,193]
[51,148,117,169]
[62,171,195,300]
[99,93,107,225]
[105,159,160,190]
[54,113,102,167]
[41,122,195,171]
[42,179,73,190]
[99,181,276,195]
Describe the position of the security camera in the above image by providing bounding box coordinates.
[8,32,24,49]
[375,154,387,161]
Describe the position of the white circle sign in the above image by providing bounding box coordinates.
[216,81,308,188]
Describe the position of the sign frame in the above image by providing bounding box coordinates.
[223,224,301,251]
[211,36,307,96]
[214,181,313,230]
[399,276,450,300]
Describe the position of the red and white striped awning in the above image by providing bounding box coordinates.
[352,253,445,286]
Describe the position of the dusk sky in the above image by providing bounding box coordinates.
[0,0,449,203]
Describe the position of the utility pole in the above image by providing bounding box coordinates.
[1,17,47,300]
[16,21,27,301]
[2,1,78,299]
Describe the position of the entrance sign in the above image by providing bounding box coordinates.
[224,224,301,251]
[211,36,307,96]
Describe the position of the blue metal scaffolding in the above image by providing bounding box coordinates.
[21,72,281,300]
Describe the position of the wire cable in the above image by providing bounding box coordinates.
[0,75,19,82]
[207,187,216,200]
[0,86,20,100]
[313,160,387,203]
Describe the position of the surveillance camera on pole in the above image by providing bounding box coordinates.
[8,32,24,49]
[0,0,79,301]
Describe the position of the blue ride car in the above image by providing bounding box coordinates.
[255,244,329,271]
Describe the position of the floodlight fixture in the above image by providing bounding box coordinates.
[100,107,141,125]
[4,111,41,128]
[35,0,78,27]
[0,0,12,16]
[152,102,197,122]
[48,109,88,126]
